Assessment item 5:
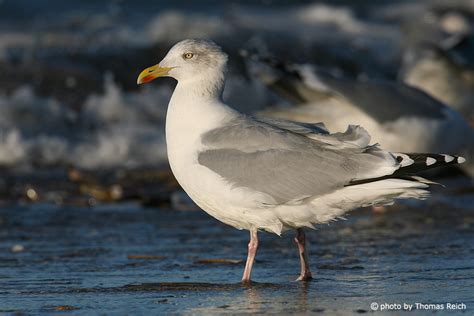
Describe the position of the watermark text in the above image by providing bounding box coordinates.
[370,302,466,312]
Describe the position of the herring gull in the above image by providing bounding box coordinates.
[137,39,465,282]
[400,41,474,122]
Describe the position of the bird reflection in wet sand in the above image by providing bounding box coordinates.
[244,282,311,313]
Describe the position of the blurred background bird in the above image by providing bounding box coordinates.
[242,53,474,177]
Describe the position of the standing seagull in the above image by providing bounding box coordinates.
[137,39,465,283]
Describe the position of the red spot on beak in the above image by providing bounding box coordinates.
[141,75,155,83]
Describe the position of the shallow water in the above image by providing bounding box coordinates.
[1,199,473,314]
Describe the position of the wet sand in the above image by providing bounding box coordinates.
[1,198,473,314]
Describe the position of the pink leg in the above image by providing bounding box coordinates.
[295,228,312,281]
[242,228,258,283]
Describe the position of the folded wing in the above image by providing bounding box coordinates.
[198,116,399,205]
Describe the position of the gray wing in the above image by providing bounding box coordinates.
[256,116,372,149]
[199,116,397,205]
[256,117,329,135]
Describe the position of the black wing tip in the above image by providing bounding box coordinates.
[346,153,465,187]
[394,153,466,175]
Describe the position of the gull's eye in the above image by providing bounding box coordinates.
[183,52,194,59]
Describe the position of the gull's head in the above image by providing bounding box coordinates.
[137,39,228,84]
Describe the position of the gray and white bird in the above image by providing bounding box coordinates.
[137,39,465,282]
[245,54,474,177]
[400,41,474,122]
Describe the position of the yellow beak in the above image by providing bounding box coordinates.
[137,64,173,84]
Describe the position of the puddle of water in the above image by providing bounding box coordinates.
[0,201,473,314]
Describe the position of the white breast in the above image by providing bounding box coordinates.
[165,83,276,230]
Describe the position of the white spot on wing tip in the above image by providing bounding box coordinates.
[395,153,414,167]
[457,156,466,164]
[426,157,436,166]
[442,154,454,163]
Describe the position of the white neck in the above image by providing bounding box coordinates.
[165,71,238,161]
[178,70,225,100]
